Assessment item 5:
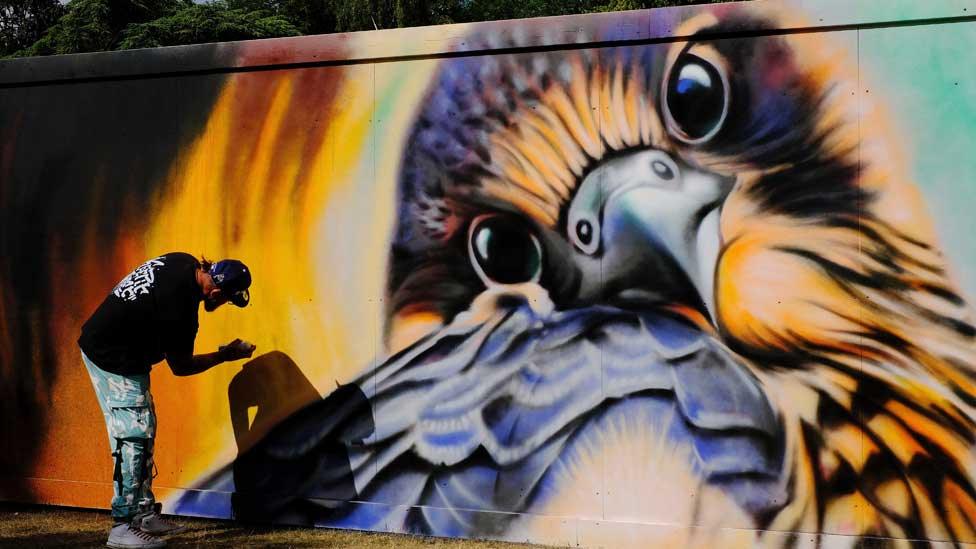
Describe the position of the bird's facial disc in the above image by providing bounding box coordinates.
[567,149,733,322]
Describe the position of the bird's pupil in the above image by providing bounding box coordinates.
[667,56,726,141]
[472,217,541,284]
[576,220,593,245]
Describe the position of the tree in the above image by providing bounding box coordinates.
[119,1,299,50]
[0,0,66,56]
[278,0,337,35]
[20,0,186,56]
[10,0,736,57]
[12,0,300,55]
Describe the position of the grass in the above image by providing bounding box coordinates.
[0,502,543,548]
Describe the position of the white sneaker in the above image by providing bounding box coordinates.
[134,503,186,535]
[106,522,166,548]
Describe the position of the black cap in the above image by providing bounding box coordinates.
[209,259,251,307]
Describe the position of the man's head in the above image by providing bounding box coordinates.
[201,259,252,312]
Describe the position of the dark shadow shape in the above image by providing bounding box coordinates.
[227,351,322,456]
[229,355,374,525]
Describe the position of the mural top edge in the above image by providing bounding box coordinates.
[0,0,972,87]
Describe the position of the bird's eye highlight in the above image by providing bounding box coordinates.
[468,215,543,285]
[664,53,729,144]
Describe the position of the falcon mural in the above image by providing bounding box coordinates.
[177,6,976,546]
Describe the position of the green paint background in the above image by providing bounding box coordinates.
[859,18,976,300]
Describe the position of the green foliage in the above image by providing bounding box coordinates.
[9,0,735,57]
[119,1,299,49]
[0,0,66,56]
[333,0,390,32]
[19,0,187,56]
[280,0,336,35]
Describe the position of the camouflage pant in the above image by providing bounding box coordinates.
[81,351,156,520]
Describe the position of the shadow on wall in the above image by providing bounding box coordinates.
[228,351,321,456]
[228,351,373,524]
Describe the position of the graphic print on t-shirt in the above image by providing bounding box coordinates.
[113,257,165,302]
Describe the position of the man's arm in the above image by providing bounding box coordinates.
[167,339,256,376]
[166,350,227,377]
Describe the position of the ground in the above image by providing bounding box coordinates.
[0,503,543,548]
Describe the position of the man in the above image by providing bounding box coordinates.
[78,252,257,549]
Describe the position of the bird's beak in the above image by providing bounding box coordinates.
[567,149,733,324]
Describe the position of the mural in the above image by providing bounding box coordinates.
[2,1,976,547]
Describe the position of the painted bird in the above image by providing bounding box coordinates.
[182,5,976,546]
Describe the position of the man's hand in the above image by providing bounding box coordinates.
[220,338,257,361]
[168,339,254,376]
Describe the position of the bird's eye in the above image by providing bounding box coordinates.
[568,210,600,255]
[468,215,543,285]
[576,220,594,246]
[664,53,729,144]
[651,159,674,180]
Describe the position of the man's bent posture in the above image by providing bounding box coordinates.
[79,253,256,548]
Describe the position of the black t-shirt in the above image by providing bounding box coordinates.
[79,252,202,375]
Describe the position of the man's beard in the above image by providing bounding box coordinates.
[204,297,220,312]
